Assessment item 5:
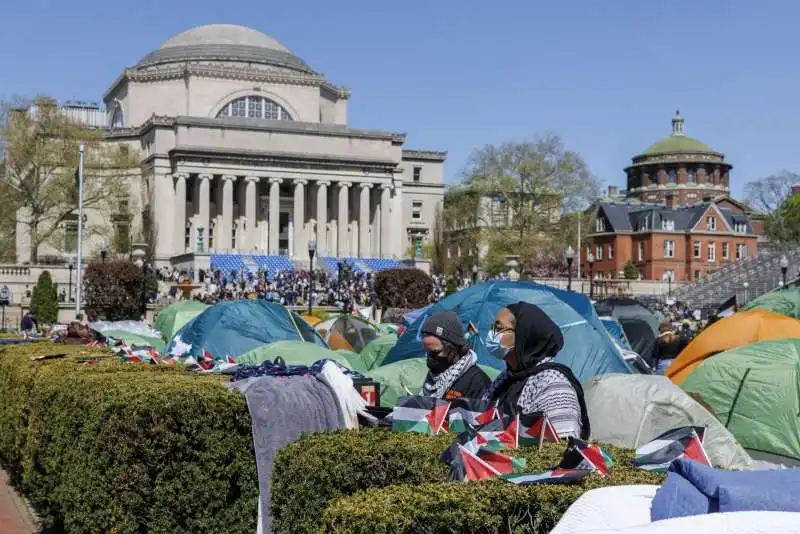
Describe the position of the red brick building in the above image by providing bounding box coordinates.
[585,113,758,282]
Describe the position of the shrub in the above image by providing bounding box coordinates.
[30,270,58,324]
[83,260,144,321]
[272,429,663,534]
[623,260,638,280]
[374,268,433,310]
[444,277,458,296]
[0,342,259,533]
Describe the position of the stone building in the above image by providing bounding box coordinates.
[15,24,446,271]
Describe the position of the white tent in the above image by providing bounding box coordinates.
[584,373,754,470]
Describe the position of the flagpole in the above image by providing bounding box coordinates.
[75,144,85,319]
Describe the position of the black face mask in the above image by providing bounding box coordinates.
[426,352,450,375]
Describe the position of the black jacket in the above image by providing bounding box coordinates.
[444,365,491,401]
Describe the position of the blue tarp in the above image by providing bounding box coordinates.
[0,339,30,345]
[166,300,327,360]
[600,317,632,350]
[651,459,800,521]
[381,281,631,382]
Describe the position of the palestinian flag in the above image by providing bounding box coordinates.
[199,349,216,371]
[502,469,591,486]
[476,447,526,474]
[454,445,500,481]
[519,412,560,447]
[391,396,450,435]
[476,417,518,450]
[559,437,614,476]
[448,398,499,433]
[634,427,710,472]
[442,441,525,481]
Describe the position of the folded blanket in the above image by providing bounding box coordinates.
[651,459,800,521]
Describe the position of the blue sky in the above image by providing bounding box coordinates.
[2,0,799,197]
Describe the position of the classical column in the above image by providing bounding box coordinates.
[268,178,282,255]
[359,183,372,257]
[316,181,330,255]
[392,178,404,258]
[244,176,258,250]
[380,183,392,258]
[292,179,306,259]
[221,175,236,250]
[197,174,211,252]
[174,173,187,254]
[338,183,351,257]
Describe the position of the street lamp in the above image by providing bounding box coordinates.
[743,281,749,305]
[565,246,575,292]
[132,249,146,320]
[780,255,789,289]
[587,252,595,300]
[666,271,673,298]
[472,264,479,284]
[100,238,108,263]
[308,239,317,316]
[67,261,74,303]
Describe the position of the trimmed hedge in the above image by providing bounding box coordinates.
[0,342,259,533]
[272,429,664,534]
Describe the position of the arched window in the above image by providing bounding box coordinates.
[110,106,124,128]
[667,170,677,183]
[687,169,696,183]
[216,96,293,121]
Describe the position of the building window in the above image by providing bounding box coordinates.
[64,221,78,253]
[687,170,696,183]
[608,243,614,259]
[638,242,645,261]
[708,242,716,262]
[596,217,606,232]
[185,222,191,251]
[208,222,215,250]
[736,243,748,259]
[697,166,706,181]
[413,166,422,182]
[706,216,716,231]
[722,242,729,259]
[412,201,423,220]
[734,222,747,233]
[661,219,674,231]
[638,218,649,232]
[113,222,130,254]
[664,240,675,258]
[694,270,700,280]
[216,96,293,121]
[663,269,675,282]
[668,170,677,183]
[110,106,124,129]
[693,240,701,258]
[595,244,603,260]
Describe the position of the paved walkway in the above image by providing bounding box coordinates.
[0,469,37,534]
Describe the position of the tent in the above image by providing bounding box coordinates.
[236,340,359,370]
[89,320,162,339]
[315,314,380,353]
[402,304,432,328]
[741,288,800,319]
[101,330,166,354]
[665,309,800,384]
[680,339,800,467]
[359,333,398,370]
[584,374,753,470]
[382,281,631,382]
[618,317,659,367]
[600,317,632,350]
[166,300,326,360]
[367,358,501,408]
[594,297,659,335]
[154,300,209,340]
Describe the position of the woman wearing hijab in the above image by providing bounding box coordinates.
[482,302,590,439]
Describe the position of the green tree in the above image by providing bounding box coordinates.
[83,261,144,321]
[459,135,600,267]
[766,190,800,243]
[30,270,58,324]
[623,260,638,280]
[1,97,140,263]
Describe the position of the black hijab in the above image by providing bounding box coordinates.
[505,302,564,378]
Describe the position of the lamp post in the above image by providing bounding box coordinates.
[587,253,595,299]
[565,246,575,291]
[337,261,343,309]
[472,264,478,285]
[666,271,673,298]
[308,239,316,316]
[68,262,74,303]
[100,238,108,263]
[743,281,749,305]
[780,255,789,289]
[132,248,146,320]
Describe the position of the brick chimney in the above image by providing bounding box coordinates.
[665,191,678,209]
[792,184,800,197]
[607,185,619,198]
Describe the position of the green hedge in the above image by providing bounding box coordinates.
[0,343,259,533]
[272,429,664,534]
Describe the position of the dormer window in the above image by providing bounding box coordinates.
[661,219,675,231]
[595,218,606,232]
[110,106,124,129]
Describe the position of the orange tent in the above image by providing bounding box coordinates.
[666,309,800,384]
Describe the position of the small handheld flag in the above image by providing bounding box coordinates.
[634,426,710,472]
[519,412,560,449]
[559,437,614,476]
[448,398,499,434]
[502,469,591,486]
[391,396,451,435]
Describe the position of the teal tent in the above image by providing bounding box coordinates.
[237,340,355,368]
[154,300,209,340]
[600,317,633,350]
[166,300,326,360]
[382,281,630,382]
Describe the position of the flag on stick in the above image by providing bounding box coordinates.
[391,396,450,435]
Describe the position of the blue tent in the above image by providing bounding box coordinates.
[166,300,326,360]
[600,317,633,350]
[381,281,631,382]
[402,304,432,328]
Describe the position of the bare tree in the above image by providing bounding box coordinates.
[1,97,140,263]
[743,171,800,213]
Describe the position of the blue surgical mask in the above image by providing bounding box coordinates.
[485,330,513,360]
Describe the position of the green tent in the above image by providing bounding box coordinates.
[359,334,398,370]
[333,349,370,375]
[237,340,355,369]
[154,300,209,340]
[742,288,800,319]
[102,330,166,354]
[368,358,501,408]
[681,338,800,466]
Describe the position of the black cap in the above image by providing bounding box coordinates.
[421,311,466,348]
